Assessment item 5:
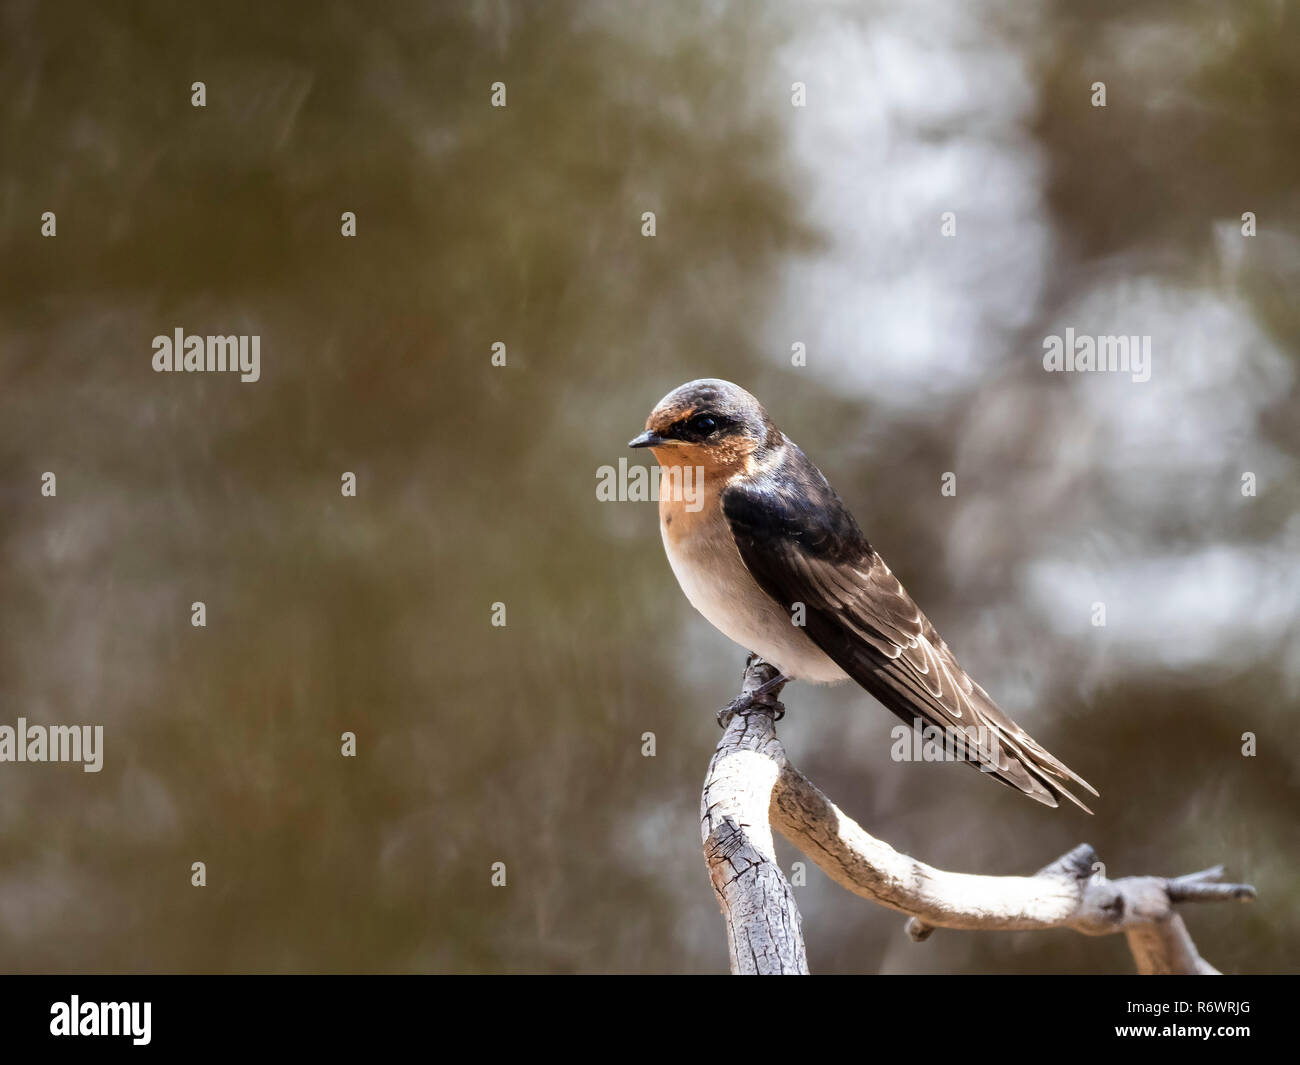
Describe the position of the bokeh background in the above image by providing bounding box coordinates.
[1,0,1296,973]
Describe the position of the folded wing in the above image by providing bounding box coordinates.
[722,457,1098,811]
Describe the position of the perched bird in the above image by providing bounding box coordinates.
[629,379,1097,811]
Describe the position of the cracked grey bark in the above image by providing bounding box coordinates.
[701,711,808,975]
[700,657,1256,975]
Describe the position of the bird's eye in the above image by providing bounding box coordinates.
[689,414,718,435]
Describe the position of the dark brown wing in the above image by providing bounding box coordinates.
[722,447,1098,811]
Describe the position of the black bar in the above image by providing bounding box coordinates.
[0,975,1289,1052]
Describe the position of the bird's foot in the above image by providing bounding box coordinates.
[716,669,790,728]
[715,695,785,728]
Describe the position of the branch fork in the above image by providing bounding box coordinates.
[700,657,1255,975]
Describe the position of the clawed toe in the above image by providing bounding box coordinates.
[716,694,786,729]
[716,658,790,728]
[715,697,746,729]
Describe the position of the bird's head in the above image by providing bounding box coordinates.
[629,379,778,473]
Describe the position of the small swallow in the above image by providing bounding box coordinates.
[630,378,1097,811]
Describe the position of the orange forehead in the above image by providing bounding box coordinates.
[647,403,696,432]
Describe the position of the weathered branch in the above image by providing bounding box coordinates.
[701,657,1256,975]
[700,661,807,973]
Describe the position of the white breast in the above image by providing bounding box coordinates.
[661,505,849,684]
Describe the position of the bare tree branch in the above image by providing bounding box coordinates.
[701,657,1256,975]
[700,661,807,974]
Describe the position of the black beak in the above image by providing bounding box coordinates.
[628,430,668,448]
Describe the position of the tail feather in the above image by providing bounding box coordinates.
[860,664,1098,813]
